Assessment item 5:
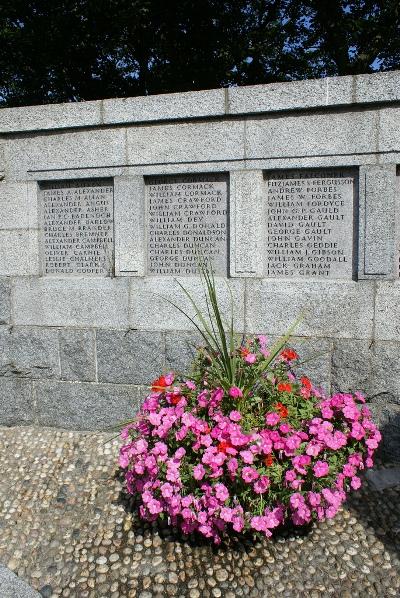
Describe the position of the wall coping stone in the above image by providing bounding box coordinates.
[0,71,399,134]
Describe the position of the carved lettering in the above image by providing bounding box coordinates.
[40,179,114,275]
[264,170,355,278]
[145,174,228,275]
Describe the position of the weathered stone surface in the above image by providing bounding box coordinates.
[0,100,101,133]
[129,277,245,332]
[245,153,375,173]
[4,128,126,181]
[165,332,203,375]
[245,280,374,339]
[127,120,245,165]
[229,72,400,115]
[368,341,400,404]
[326,71,400,108]
[36,380,145,429]
[0,140,4,170]
[378,106,400,153]
[103,88,225,124]
[228,78,327,114]
[366,467,400,491]
[0,378,34,425]
[372,402,400,460]
[368,395,400,460]
[331,339,372,394]
[13,278,129,328]
[0,278,10,324]
[114,175,145,276]
[375,282,400,341]
[358,164,397,277]
[0,564,40,598]
[229,170,264,277]
[245,109,377,160]
[36,166,125,182]
[59,329,95,382]
[324,75,354,106]
[0,181,38,230]
[0,230,39,276]
[0,72,398,137]
[96,330,164,384]
[0,326,60,379]
[355,71,400,104]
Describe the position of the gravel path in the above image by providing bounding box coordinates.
[0,426,399,598]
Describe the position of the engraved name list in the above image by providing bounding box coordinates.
[41,179,114,275]
[265,169,355,278]
[146,174,228,275]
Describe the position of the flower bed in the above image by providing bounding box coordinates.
[119,336,381,544]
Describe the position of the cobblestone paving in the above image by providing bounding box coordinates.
[0,426,399,598]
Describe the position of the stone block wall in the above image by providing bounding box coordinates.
[0,71,400,457]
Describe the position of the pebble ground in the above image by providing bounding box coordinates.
[0,426,399,598]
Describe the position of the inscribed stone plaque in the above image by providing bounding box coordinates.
[40,178,114,275]
[264,169,356,278]
[145,174,228,275]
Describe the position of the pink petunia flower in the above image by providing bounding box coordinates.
[244,353,257,364]
[160,482,174,498]
[266,412,281,426]
[229,386,243,399]
[285,469,297,483]
[214,483,229,502]
[241,466,259,483]
[229,410,242,422]
[254,475,270,494]
[240,450,254,464]
[193,464,206,480]
[313,460,329,478]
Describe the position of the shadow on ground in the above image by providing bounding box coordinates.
[343,409,400,561]
[115,467,314,555]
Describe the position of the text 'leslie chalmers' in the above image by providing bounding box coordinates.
[264,169,356,279]
[40,179,114,276]
[146,174,228,276]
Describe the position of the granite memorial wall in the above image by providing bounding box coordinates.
[0,71,399,457]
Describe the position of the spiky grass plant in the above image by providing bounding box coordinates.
[164,256,300,395]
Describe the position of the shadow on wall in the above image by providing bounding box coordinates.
[369,398,400,463]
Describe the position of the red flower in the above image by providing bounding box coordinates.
[280,348,299,362]
[277,382,292,393]
[217,441,232,454]
[170,395,182,405]
[300,376,312,390]
[274,401,289,418]
[264,454,274,467]
[240,347,250,357]
[151,375,168,392]
[300,376,312,399]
